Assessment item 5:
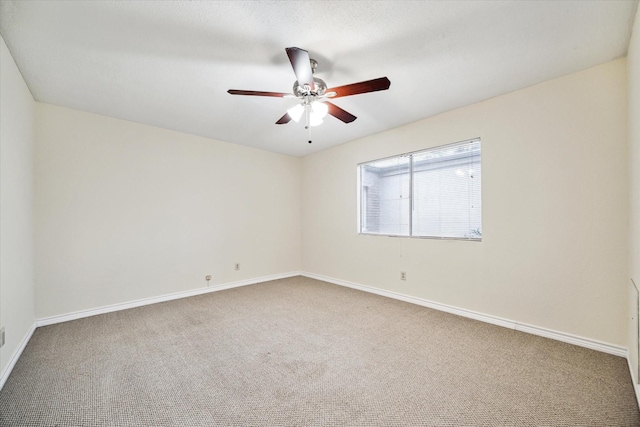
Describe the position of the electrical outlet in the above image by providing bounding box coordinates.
[235,263,240,271]
[401,272,406,281]
[205,275,212,281]
[0,327,5,348]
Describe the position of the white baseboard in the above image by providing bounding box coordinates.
[0,321,36,391]
[301,272,627,358]
[4,271,629,395]
[37,271,300,327]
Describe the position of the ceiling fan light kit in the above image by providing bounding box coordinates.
[287,96,329,126]
[227,47,390,144]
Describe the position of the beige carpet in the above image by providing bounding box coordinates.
[1,276,638,426]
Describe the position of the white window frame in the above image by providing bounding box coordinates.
[357,137,482,241]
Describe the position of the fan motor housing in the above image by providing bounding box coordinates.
[293,77,327,97]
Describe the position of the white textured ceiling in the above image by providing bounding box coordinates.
[0,1,637,157]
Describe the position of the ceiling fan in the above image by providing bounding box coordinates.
[228,47,390,143]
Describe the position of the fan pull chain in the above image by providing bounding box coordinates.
[305,103,312,143]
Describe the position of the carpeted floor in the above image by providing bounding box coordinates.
[1,276,639,426]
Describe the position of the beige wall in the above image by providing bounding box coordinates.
[302,59,628,347]
[35,104,301,318]
[628,5,640,384]
[0,36,36,375]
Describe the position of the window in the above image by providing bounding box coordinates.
[358,138,481,240]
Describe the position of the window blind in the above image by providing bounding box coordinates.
[359,138,481,240]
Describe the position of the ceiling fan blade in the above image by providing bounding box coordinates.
[228,89,290,97]
[326,77,390,99]
[326,101,357,123]
[285,47,315,90]
[275,113,292,125]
